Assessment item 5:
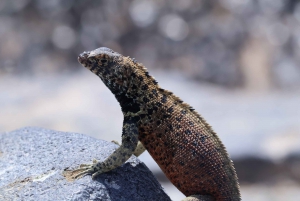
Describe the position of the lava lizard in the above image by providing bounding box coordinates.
[69,47,241,201]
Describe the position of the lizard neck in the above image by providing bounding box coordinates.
[114,67,159,114]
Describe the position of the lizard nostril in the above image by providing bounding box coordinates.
[78,56,83,64]
[78,52,89,64]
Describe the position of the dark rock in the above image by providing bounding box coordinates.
[234,155,300,185]
[0,127,171,201]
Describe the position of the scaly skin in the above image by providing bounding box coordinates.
[69,47,241,201]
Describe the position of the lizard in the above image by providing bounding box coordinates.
[69,47,241,201]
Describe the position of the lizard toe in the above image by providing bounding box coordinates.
[92,172,101,180]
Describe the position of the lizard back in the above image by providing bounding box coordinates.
[137,89,240,200]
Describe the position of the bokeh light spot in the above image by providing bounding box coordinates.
[129,0,157,27]
[52,25,76,50]
[159,14,189,41]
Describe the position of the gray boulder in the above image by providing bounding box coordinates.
[0,127,171,201]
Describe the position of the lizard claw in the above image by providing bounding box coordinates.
[72,168,94,179]
[111,140,120,146]
[69,159,99,179]
[92,171,102,179]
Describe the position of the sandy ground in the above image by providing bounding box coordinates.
[0,70,299,200]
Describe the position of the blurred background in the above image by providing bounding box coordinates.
[0,0,300,200]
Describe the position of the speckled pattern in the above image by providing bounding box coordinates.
[73,47,241,201]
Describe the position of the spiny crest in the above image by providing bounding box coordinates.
[126,56,160,87]
[128,54,224,146]
[158,88,227,152]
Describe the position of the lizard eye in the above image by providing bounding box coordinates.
[101,59,108,64]
[98,58,109,66]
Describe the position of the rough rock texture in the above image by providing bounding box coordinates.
[0,127,171,201]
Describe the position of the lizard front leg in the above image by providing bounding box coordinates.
[133,141,146,157]
[70,117,139,179]
[111,140,145,157]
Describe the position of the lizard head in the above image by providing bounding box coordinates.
[78,47,159,108]
[78,47,122,73]
[78,47,132,94]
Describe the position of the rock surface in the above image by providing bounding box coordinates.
[0,127,171,201]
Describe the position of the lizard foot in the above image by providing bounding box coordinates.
[69,159,102,180]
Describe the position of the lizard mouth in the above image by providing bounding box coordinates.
[78,51,90,66]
